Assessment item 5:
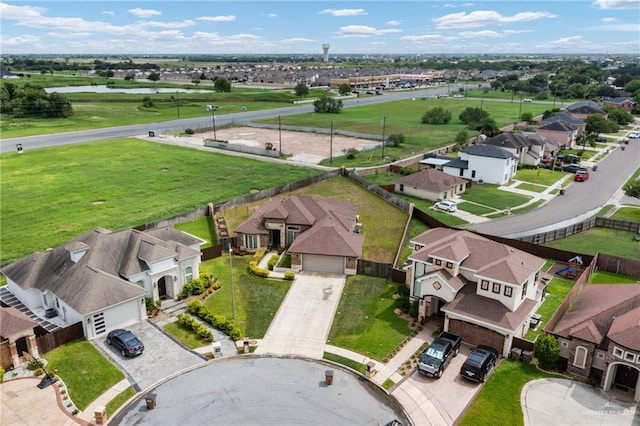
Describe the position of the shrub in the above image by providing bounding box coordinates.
[34,368,44,376]
[187,302,242,342]
[343,148,359,160]
[421,107,452,124]
[0,367,4,383]
[145,297,155,311]
[535,333,560,370]
[185,128,195,135]
[26,360,41,370]
[248,261,270,278]
[399,167,415,176]
[284,271,295,280]
[142,97,155,108]
[252,249,266,263]
[267,255,279,271]
[387,133,405,147]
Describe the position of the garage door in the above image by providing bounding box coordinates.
[302,254,344,274]
[448,319,505,353]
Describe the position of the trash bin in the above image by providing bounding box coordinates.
[325,370,334,385]
[145,393,157,410]
[559,189,565,195]
[522,350,534,363]
[148,131,155,137]
[592,165,598,172]
[510,348,522,361]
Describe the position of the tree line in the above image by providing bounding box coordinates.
[0,82,73,118]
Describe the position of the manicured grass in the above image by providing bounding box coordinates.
[106,386,136,417]
[201,255,292,338]
[163,321,210,349]
[173,216,217,248]
[458,359,563,426]
[511,199,545,215]
[544,228,640,260]
[525,276,574,341]
[44,339,124,410]
[382,378,395,390]
[0,139,317,264]
[610,206,640,222]
[327,275,412,361]
[221,176,409,264]
[457,201,496,215]
[515,182,546,193]
[460,184,532,210]
[596,204,615,217]
[589,271,639,284]
[515,168,565,186]
[323,352,366,374]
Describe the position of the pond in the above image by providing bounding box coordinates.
[44,85,214,94]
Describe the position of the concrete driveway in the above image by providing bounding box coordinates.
[399,344,487,425]
[522,378,639,426]
[92,320,205,391]
[254,272,346,358]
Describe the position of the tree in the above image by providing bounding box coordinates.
[459,107,489,126]
[147,72,161,82]
[46,92,73,117]
[474,117,500,137]
[535,333,560,370]
[338,84,351,96]
[313,95,342,113]
[521,112,534,123]
[213,77,231,92]
[421,107,451,124]
[455,130,469,147]
[294,82,309,98]
[623,181,640,199]
[584,114,619,134]
[192,78,200,86]
[604,106,634,126]
[387,133,405,147]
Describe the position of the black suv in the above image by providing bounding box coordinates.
[459,345,498,383]
[107,329,144,357]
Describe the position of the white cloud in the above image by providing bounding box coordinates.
[400,34,456,42]
[434,10,556,29]
[1,34,41,46]
[319,9,367,17]
[265,13,278,18]
[281,37,314,43]
[602,17,617,22]
[140,20,195,29]
[386,20,400,26]
[0,3,48,19]
[337,25,401,37]
[458,30,504,39]
[196,15,237,22]
[128,8,161,18]
[102,11,115,16]
[593,0,640,9]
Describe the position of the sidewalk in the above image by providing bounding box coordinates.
[77,378,130,424]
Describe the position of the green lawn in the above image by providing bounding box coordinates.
[525,276,574,341]
[44,339,124,411]
[589,271,639,283]
[515,182,546,193]
[460,184,532,210]
[544,227,640,260]
[323,352,366,374]
[515,168,565,186]
[458,359,563,426]
[610,207,640,222]
[201,255,292,338]
[0,139,317,264]
[327,275,412,361]
[106,386,136,417]
[173,216,217,248]
[163,321,211,349]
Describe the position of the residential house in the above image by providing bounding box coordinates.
[1,227,204,339]
[537,112,585,149]
[442,144,518,185]
[0,306,40,370]
[551,284,640,403]
[419,153,455,170]
[235,195,364,275]
[407,228,546,357]
[395,168,467,202]
[482,132,550,166]
[565,100,607,121]
[603,96,637,113]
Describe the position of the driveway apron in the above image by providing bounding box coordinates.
[255,272,346,358]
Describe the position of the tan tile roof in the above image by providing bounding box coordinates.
[552,284,640,349]
[0,306,37,338]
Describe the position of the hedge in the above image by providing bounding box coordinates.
[187,299,243,341]
[176,313,214,342]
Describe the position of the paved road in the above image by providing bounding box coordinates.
[471,137,640,238]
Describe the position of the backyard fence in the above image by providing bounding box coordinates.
[35,322,84,355]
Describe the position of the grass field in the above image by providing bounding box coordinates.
[0,139,318,264]
[544,227,640,260]
[173,216,217,248]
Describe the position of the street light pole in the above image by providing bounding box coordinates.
[381,115,387,161]
[330,119,334,164]
[278,115,282,155]
[228,244,236,319]
[212,110,217,141]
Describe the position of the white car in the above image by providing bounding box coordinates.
[434,201,457,212]
[628,131,640,139]
[523,98,533,103]
[453,94,465,98]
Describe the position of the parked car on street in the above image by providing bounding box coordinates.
[523,98,533,103]
[107,329,145,357]
[434,200,457,212]
[453,94,465,98]
[459,345,499,383]
[418,331,461,378]
[628,131,640,139]
[574,170,590,182]
[562,164,587,174]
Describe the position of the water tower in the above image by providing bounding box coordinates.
[322,44,330,62]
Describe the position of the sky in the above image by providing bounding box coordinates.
[1,1,639,56]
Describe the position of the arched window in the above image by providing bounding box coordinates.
[185,267,193,283]
[573,346,588,369]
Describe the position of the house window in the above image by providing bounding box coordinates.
[435,259,442,266]
[504,286,513,297]
[446,262,453,269]
[561,341,569,348]
[399,184,404,192]
[596,352,605,360]
[573,346,588,369]
[521,281,528,300]
[535,271,540,282]
[459,169,463,177]
[184,267,193,283]
[624,352,635,363]
[136,280,145,288]
[492,283,501,294]
[481,280,489,291]
[613,347,624,358]
[245,234,258,249]
[415,263,425,277]
[459,184,464,191]
[471,170,476,178]
[286,226,300,245]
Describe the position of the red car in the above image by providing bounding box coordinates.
[575,170,589,182]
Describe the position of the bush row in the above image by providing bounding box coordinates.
[176,313,214,342]
[180,275,220,298]
[267,255,279,271]
[187,299,243,341]
[284,271,295,280]
[248,260,270,277]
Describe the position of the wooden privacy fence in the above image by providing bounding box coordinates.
[36,322,84,355]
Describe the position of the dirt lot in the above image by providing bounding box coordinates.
[198,127,379,164]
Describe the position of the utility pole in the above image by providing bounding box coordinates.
[278,115,282,155]
[381,115,387,161]
[176,91,180,118]
[228,244,236,319]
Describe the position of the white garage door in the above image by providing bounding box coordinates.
[302,254,344,274]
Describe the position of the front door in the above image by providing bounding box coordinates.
[158,276,167,298]
[270,229,281,248]
[614,364,639,392]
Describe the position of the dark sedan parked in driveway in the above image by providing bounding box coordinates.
[562,164,587,174]
[107,329,145,357]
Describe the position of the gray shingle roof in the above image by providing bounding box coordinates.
[461,144,517,160]
[541,112,584,126]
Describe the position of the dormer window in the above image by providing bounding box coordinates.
[480,280,489,291]
[504,286,512,297]
[435,259,442,266]
[446,262,453,269]
[492,283,501,294]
